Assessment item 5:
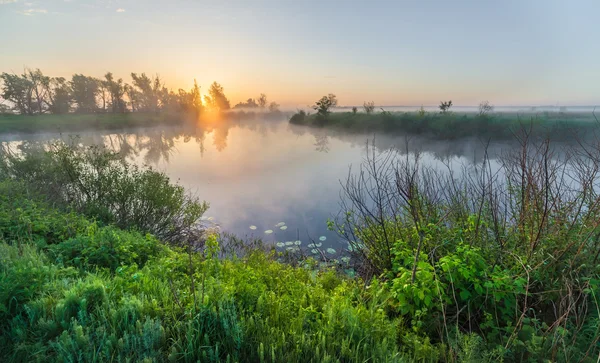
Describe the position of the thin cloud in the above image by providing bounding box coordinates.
[17,7,47,15]
[116,8,125,12]
[0,0,18,4]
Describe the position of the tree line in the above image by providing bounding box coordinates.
[0,68,277,116]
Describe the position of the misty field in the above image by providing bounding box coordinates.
[289,108,600,140]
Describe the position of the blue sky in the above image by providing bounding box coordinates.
[1,0,599,106]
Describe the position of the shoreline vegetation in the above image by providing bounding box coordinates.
[1,128,600,361]
[0,109,286,134]
[289,95,599,141]
[0,67,284,134]
[289,109,599,140]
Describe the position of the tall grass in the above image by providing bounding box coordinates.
[0,180,402,362]
[333,130,600,361]
[290,110,599,141]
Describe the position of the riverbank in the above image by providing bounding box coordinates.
[289,110,599,140]
[0,110,287,135]
[0,140,598,362]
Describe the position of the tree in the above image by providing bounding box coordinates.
[46,77,71,114]
[190,79,202,115]
[26,68,50,114]
[70,74,99,113]
[313,93,338,117]
[439,100,453,114]
[233,98,258,109]
[104,73,126,113]
[125,83,140,112]
[258,93,267,109]
[478,100,494,117]
[98,79,110,112]
[0,72,34,115]
[363,101,375,114]
[268,102,280,112]
[130,73,165,112]
[352,107,358,114]
[204,82,230,111]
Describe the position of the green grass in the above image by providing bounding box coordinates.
[0,180,404,362]
[290,110,600,140]
[0,112,190,134]
[1,142,599,362]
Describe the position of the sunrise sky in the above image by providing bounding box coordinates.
[1,0,599,107]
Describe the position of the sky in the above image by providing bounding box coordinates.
[0,0,599,107]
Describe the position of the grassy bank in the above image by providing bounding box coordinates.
[0,110,288,135]
[0,112,192,134]
[0,140,599,361]
[289,110,599,140]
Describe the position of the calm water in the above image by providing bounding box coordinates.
[1,117,514,248]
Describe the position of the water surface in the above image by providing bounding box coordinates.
[1,117,517,248]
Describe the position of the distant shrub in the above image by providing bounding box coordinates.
[363,101,375,114]
[478,100,494,116]
[352,106,358,114]
[289,109,307,124]
[439,100,452,114]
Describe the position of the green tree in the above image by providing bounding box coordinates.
[0,72,34,115]
[104,73,126,113]
[313,93,338,117]
[70,74,99,113]
[26,68,50,114]
[233,98,258,109]
[130,73,166,112]
[190,79,202,115]
[439,100,453,114]
[45,77,71,114]
[268,101,280,112]
[258,93,267,108]
[204,82,230,111]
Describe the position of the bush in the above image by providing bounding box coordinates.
[0,141,208,244]
[0,190,403,362]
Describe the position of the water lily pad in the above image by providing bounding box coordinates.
[319,236,327,241]
[311,249,319,254]
[307,243,316,248]
[326,248,336,254]
[345,269,356,278]
[316,243,322,248]
[264,230,273,234]
[276,242,285,248]
[341,256,351,263]
[294,240,301,245]
[280,226,288,230]
[286,246,295,251]
[275,222,286,227]
[285,241,294,246]
[249,225,257,230]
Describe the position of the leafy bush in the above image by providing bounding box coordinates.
[0,190,403,362]
[0,141,208,244]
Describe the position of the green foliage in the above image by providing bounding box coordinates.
[439,100,453,114]
[0,211,402,361]
[312,94,338,124]
[288,109,598,141]
[1,142,208,244]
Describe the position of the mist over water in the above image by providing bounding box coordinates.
[0,117,551,247]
